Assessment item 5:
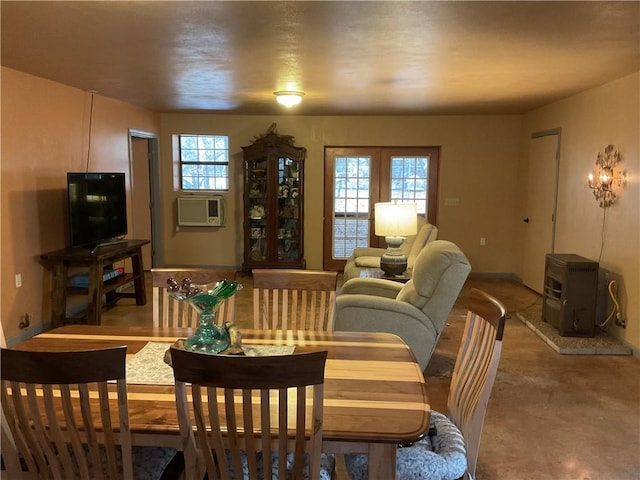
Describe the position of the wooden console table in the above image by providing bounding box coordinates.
[40,240,149,327]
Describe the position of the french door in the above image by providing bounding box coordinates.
[323,146,439,270]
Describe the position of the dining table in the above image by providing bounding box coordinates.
[9,325,431,480]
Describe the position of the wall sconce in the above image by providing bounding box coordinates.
[374,201,417,276]
[587,144,627,208]
[274,91,304,108]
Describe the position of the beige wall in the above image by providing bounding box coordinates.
[159,114,523,273]
[520,72,639,350]
[1,67,160,343]
[2,65,638,351]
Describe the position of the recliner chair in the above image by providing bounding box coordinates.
[335,240,471,371]
[343,217,438,282]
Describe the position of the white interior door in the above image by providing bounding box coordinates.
[522,132,559,293]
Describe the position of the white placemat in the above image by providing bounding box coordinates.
[126,342,175,385]
[126,341,297,385]
[242,344,296,357]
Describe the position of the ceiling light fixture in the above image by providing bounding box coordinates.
[274,91,304,108]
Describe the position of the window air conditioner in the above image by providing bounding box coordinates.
[177,195,225,227]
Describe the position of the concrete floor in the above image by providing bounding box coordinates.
[102,274,640,480]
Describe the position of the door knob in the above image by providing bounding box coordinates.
[523,217,530,223]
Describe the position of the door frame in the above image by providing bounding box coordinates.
[322,146,439,271]
[128,129,161,268]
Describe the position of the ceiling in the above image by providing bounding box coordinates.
[2,1,638,116]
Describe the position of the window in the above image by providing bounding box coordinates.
[390,156,429,215]
[323,146,439,270]
[179,134,229,190]
[333,155,372,258]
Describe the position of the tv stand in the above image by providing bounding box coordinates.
[40,239,149,327]
[90,238,129,254]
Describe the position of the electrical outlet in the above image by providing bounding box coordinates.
[480,237,486,246]
[19,313,30,329]
[15,273,22,287]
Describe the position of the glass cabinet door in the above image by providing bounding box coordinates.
[246,157,268,262]
[277,157,301,262]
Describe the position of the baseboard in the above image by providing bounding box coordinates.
[6,324,44,348]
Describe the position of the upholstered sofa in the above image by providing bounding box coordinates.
[343,217,438,282]
[335,240,471,371]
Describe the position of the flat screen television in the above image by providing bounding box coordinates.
[67,172,127,249]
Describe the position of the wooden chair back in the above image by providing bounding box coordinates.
[0,322,21,479]
[0,321,6,348]
[447,288,506,479]
[170,348,328,480]
[1,346,133,479]
[252,269,338,331]
[151,268,237,328]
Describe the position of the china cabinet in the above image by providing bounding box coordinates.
[241,126,306,272]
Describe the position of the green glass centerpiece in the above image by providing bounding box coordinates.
[167,277,242,354]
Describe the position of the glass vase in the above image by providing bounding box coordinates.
[167,278,242,354]
[184,308,230,353]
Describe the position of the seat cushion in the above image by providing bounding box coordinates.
[344,411,466,480]
[230,451,335,480]
[100,446,178,480]
[174,450,335,479]
[132,447,178,479]
[270,452,336,480]
[354,256,382,268]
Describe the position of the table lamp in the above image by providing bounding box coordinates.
[374,201,418,276]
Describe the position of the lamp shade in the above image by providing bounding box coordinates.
[375,202,418,237]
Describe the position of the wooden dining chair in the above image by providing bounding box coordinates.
[1,346,178,480]
[252,269,338,331]
[447,288,506,479]
[345,288,506,480]
[0,321,23,480]
[151,268,237,328]
[170,347,334,480]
